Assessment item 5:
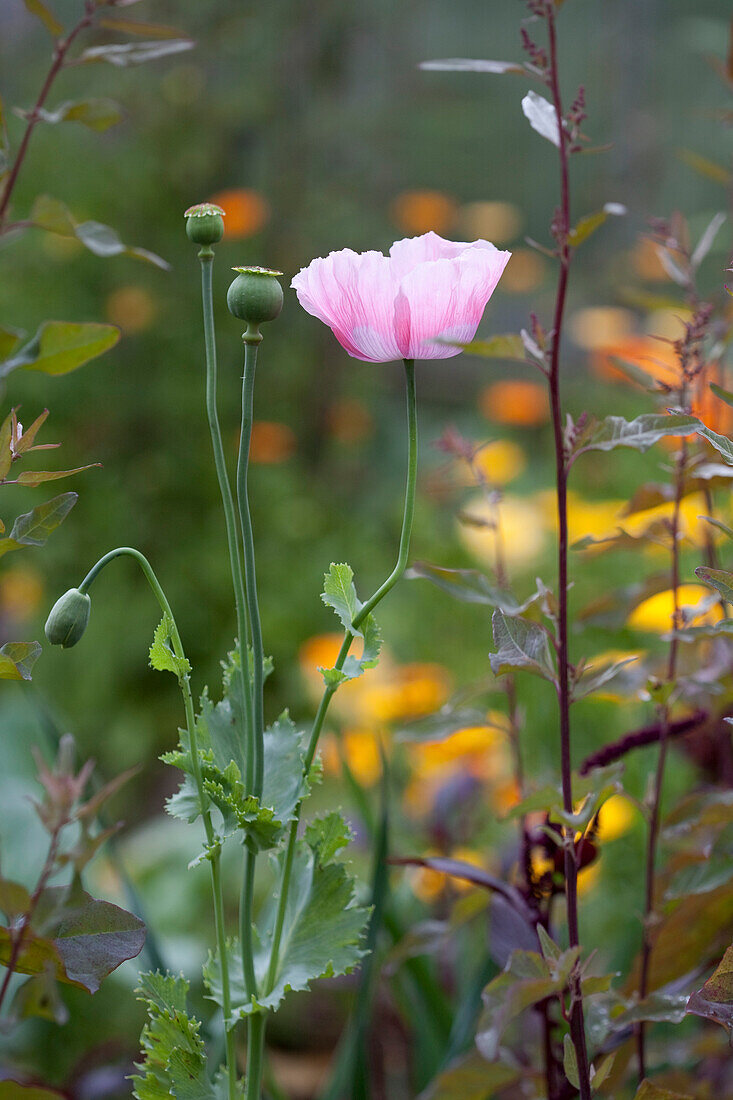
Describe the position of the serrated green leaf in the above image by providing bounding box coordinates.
[0,641,42,680]
[489,608,556,682]
[149,615,191,679]
[305,811,353,865]
[320,563,381,684]
[131,971,213,1100]
[204,835,368,1020]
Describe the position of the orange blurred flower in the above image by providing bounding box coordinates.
[209,188,269,238]
[591,335,679,387]
[570,307,634,350]
[391,190,458,236]
[479,379,549,427]
[458,201,521,245]
[359,663,450,724]
[499,249,545,293]
[325,397,374,444]
[0,567,44,619]
[105,286,157,334]
[249,421,296,464]
[632,236,673,281]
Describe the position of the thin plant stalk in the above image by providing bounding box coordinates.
[543,6,592,1096]
[234,331,269,1097]
[198,250,260,1021]
[636,437,687,1080]
[252,358,417,1099]
[0,0,100,231]
[76,547,238,1100]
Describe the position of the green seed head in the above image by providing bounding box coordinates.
[45,588,91,649]
[184,202,225,246]
[227,267,284,325]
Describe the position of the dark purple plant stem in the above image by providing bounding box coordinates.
[578,709,707,775]
[0,822,62,1014]
[0,1,98,231]
[544,7,592,1097]
[636,439,687,1080]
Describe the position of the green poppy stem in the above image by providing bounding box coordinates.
[78,547,238,1100]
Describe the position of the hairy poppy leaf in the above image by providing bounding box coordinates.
[320,562,381,685]
[131,972,214,1100]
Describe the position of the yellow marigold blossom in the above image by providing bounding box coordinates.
[596,794,637,843]
[410,852,447,903]
[342,729,382,787]
[542,490,713,549]
[479,379,549,427]
[493,777,522,815]
[459,492,546,571]
[628,584,724,632]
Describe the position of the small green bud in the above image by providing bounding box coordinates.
[227,267,284,325]
[45,588,91,649]
[184,202,225,246]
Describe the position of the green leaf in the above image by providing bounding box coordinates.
[0,492,77,558]
[0,1085,66,1100]
[419,58,524,75]
[204,819,368,1019]
[78,40,194,66]
[0,325,23,361]
[149,615,191,679]
[522,89,561,146]
[305,812,353,864]
[633,1081,693,1100]
[321,563,381,685]
[571,655,639,701]
[507,762,624,830]
[612,991,688,1029]
[416,1051,520,1100]
[0,320,120,378]
[98,17,188,39]
[489,608,556,682]
[453,333,526,358]
[131,971,215,1100]
[710,382,733,408]
[563,1035,580,1090]
[576,413,699,455]
[0,888,145,993]
[0,641,42,680]
[0,878,31,920]
[590,1053,615,1092]
[686,945,733,1032]
[29,195,169,269]
[408,561,533,613]
[666,858,733,899]
[696,566,733,604]
[10,969,68,1025]
[23,0,63,38]
[695,422,733,464]
[34,98,123,132]
[568,202,626,248]
[15,465,98,487]
[396,706,500,744]
[476,949,562,1060]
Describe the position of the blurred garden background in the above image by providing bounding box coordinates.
[0,0,732,1095]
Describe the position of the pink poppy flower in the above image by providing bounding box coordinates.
[291,231,511,363]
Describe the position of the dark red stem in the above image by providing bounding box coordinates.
[545,8,592,1098]
[578,709,707,775]
[0,2,97,231]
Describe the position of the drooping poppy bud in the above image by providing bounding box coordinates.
[45,588,91,648]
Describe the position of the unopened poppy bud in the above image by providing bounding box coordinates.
[184,203,225,246]
[45,588,91,648]
[227,267,284,325]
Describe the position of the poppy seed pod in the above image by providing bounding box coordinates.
[185,203,225,246]
[227,267,284,325]
[45,588,91,648]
